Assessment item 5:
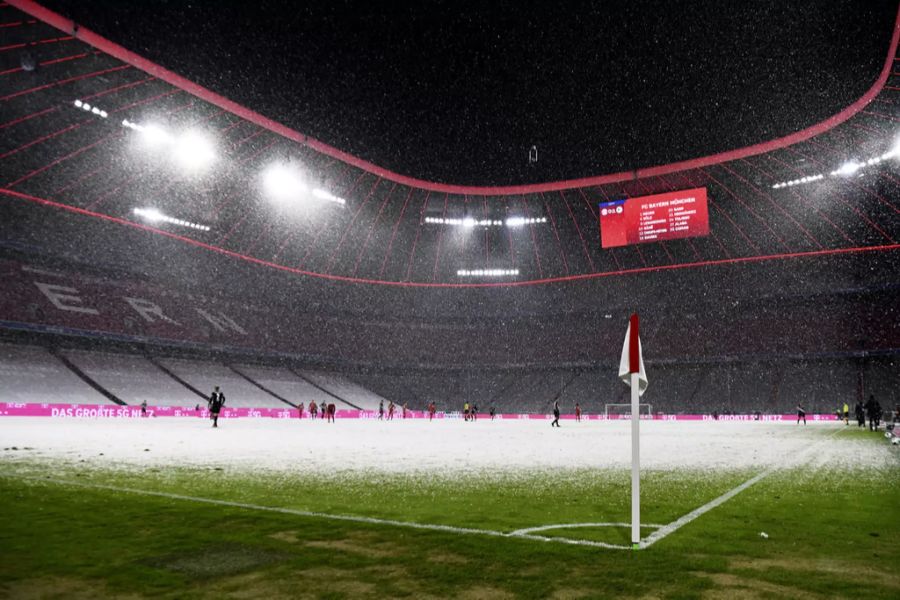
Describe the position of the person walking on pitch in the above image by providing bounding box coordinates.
[855,400,865,427]
[551,400,561,427]
[796,403,806,425]
[208,385,225,428]
[865,395,877,431]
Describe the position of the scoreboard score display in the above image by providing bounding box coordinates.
[598,187,709,249]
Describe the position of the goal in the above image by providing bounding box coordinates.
[604,403,653,419]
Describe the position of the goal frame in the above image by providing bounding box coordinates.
[604,403,653,419]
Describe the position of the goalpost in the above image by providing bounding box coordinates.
[604,403,652,419]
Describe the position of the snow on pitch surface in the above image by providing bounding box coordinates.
[1,418,893,474]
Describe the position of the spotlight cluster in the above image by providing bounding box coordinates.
[122,119,215,171]
[771,174,825,189]
[133,208,210,231]
[73,99,108,118]
[457,269,519,277]
[426,217,503,227]
[262,163,346,205]
[771,141,899,189]
[425,216,547,227]
[505,216,548,227]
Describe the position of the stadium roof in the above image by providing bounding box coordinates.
[34,0,900,186]
[1,0,899,290]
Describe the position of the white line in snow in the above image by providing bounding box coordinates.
[3,475,632,550]
[640,427,844,549]
[510,522,664,536]
[0,428,844,552]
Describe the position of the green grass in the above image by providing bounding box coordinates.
[0,431,898,598]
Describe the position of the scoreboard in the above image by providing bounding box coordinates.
[598,187,709,249]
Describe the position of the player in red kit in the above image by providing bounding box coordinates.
[309,401,318,420]
[428,402,436,421]
[575,403,582,422]
[387,401,395,421]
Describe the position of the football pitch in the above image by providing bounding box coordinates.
[0,418,897,598]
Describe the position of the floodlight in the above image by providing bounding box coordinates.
[263,163,306,200]
[134,207,163,222]
[833,161,860,177]
[141,124,172,146]
[173,131,215,170]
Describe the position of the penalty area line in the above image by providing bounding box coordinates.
[2,474,633,550]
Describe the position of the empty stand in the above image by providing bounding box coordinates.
[0,342,114,405]
[157,358,288,408]
[298,370,387,410]
[62,349,201,407]
[233,364,350,408]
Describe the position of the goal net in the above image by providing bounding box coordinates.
[605,403,653,419]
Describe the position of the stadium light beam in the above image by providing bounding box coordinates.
[832,161,861,177]
[425,216,545,228]
[133,208,211,231]
[457,268,519,277]
[173,131,216,170]
[263,163,307,201]
[311,188,347,205]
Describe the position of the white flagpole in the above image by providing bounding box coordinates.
[631,370,640,549]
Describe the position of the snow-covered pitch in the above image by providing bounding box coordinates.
[0,417,892,474]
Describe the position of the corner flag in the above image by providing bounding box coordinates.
[619,313,648,549]
[618,313,648,395]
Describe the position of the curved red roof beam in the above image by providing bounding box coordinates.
[8,0,900,196]
[1,187,899,289]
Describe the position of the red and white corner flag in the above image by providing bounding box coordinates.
[618,313,648,396]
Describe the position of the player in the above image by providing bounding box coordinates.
[471,403,478,421]
[327,403,336,423]
[873,399,883,431]
[297,402,304,419]
[140,399,148,418]
[402,402,408,419]
[387,401,395,421]
[428,402,436,421]
[551,401,561,427]
[842,402,849,425]
[309,401,318,420]
[855,399,865,427]
[796,403,806,425]
[575,403,582,422]
[378,400,384,420]
[489,405,496,420]
[865,395,876,431]
[463,402,470,422]
[208,385,225,428]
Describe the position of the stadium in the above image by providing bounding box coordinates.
[1,0,898,597]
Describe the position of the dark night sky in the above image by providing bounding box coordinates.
[40,0,900,185]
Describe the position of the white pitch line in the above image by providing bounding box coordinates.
[2,428,842,552]
[641,426,844,549]
[3,475,632,550]
[510,522,664,536]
